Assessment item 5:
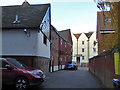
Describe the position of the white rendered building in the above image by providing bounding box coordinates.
[72,32,98,67]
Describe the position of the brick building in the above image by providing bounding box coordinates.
[50,25,73,72]
[97,11,115,54]
[58,29,73,69]
[50,25,60,72]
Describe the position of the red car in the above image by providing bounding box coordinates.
[0,58,45,90]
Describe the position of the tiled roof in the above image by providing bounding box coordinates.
[58,29,73,44]
[2,2,50,29]
[84,32,93,39]
[73,33,82,39]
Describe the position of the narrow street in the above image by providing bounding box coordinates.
[31,67,103,89]
[2,67,103,90]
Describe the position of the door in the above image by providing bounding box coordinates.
[77,56,80,66]
[52,56,54,72]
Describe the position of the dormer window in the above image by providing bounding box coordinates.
[13,15,20,24]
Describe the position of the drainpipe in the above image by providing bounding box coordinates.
[87,38,90,60]
[49,5,52,72]
[76,39,78,64]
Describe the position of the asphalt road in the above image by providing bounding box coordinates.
[2,67,103,90]
[31,67,103,89]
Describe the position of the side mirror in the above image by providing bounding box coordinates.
[5,65,13,70]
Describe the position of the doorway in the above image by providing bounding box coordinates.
[77,56,80,66]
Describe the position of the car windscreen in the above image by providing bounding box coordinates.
[6,58,28,69]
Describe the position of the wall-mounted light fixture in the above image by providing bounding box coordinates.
[24,29,30,37]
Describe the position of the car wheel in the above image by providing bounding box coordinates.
[113,83,119,88]
[76,67,78,70]
[14,77,29,90]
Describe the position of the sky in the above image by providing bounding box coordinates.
[0,0,99,34]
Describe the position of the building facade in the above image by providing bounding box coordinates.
[59,29,73,69]
[1,1,51,73]
[50,26,73,72]
[50,25,60,72]
[97,11,115,54]
[72,32,98,67]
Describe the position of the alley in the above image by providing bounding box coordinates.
[2,67,103,90]
[32,67,103,89]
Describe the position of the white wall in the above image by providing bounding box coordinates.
[89,32,98,58]
[72,32,98,64]
[2,29,37,56]
[78,33,88,63]
[37,7,50,58]
[37,31,50,58]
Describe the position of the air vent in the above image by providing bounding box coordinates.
[13,15,20,24]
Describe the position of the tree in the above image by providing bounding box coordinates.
[94,0,120,52]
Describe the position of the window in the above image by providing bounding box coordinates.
[65,57,66,62]
[93,48,96,53]
[82,56,84,60]
[82,48,84,52]
[43,34,47,45]
[93,41,97,46]
[2,61,10,68]
[61,39,62,45]
[2,61,14,69]
[105,18,111,22]
[65,42,67,47]
[82,41,84,45]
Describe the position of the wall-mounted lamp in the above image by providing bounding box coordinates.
[24,29,30,37]
[24,29,27,32]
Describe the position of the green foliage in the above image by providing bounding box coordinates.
[99,33,118,52]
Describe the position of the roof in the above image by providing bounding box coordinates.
[84,32,93,39]
[2,2,50,29]
[51,25,60,37]
[73,33,82,39]
[58,29,73,44]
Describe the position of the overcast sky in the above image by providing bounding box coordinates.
[0,0,98,34]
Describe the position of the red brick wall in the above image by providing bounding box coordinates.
[97,11,115,54]
[51,27,59,67]
[51,26,73,71]
[59,38,72,63]
[89,52,115,88]
[59,38,66,65]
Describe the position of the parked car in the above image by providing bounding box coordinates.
[112,78,120,88]
[0,58,45,90]
[64,61,78,70]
